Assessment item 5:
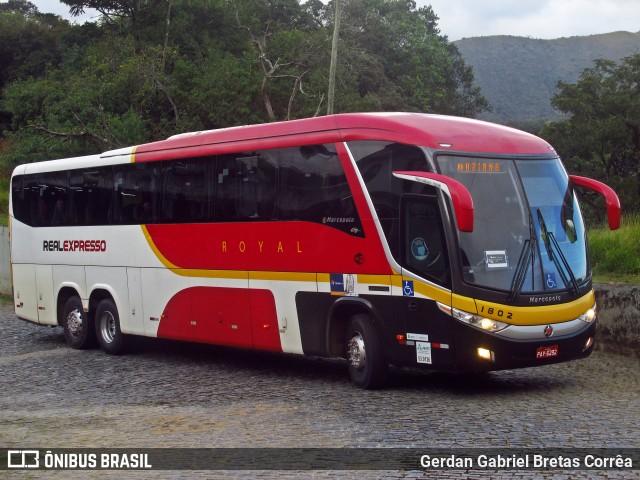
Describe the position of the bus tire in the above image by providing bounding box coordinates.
[345,314,388,389]
[62,296,95,349]
[95,299,127,355]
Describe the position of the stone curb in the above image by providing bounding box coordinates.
[593,283,640,358]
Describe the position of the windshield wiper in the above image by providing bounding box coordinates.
[536,209,579,296]
[508,215,536,301]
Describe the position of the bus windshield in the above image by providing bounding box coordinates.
[437,155,588,295]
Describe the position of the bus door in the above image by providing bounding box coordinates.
[400,194,454,367]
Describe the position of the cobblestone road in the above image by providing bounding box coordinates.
[1,301,638,479]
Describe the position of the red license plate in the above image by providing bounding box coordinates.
[536,345,558,359]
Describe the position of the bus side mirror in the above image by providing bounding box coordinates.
[393,171,474,232]
[570,175,621,230]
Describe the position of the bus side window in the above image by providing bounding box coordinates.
[216,153,276,222]
[351,141,434,258]
[69,167,113,226]
[278,144,362,236]
[34,172,69,227]
[278,147,325,220]
[401,195,451,288]
[10,175,27,225]
[20,176,40,227]
[161,158,213,223]
[113,163,158,225]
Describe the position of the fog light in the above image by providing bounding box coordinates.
[583,337,594,351]
[477,347,495,362]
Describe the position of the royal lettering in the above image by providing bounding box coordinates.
[220,240,302,255]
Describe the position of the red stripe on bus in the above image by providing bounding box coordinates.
[144,222,392,274]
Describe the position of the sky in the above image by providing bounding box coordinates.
[22,0,640,41]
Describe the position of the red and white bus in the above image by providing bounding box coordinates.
[9,113,620,388]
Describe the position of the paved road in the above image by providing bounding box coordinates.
[0,301,638,479]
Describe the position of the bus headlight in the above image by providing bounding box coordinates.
[450,307,509,333]
[578,304,597,323]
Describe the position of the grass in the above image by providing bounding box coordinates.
[589,213,640,283]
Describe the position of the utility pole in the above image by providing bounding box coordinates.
[327,0,341,115]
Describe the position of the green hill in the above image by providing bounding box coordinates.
[455,31,640,126]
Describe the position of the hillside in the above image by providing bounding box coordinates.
[455,31,640,126]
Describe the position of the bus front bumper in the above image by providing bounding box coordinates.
[452,320,597,373]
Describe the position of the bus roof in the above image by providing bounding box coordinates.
[128,112,555,162]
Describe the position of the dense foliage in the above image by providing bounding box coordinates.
[541,54,640,218]
[0,0,488,168]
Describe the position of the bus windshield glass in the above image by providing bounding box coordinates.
[437,155,588,295]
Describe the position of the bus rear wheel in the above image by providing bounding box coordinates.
[345,314,388,389]
[95,299,127,355]
[62,296,95,349]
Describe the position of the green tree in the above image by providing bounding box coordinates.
[326,0,489,115]
[1,0,489,170]
[541,54,640,213]
[232,0,329,121]
[1,38,166,166]
[0,2,69,126]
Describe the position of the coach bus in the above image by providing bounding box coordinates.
[9,113,620,388]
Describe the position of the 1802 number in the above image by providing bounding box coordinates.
[479,305,513,320]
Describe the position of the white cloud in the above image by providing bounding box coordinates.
[421,0,640,40]
[25,0,99,23]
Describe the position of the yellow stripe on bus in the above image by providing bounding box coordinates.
[474,290,595,326]
[140,225,179,269]
[141,223,595,324]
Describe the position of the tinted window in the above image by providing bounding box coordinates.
[216,152,277,222]
[11,175,25,224]
[69,167,113,226]
[402,195,450,288]
[18,172,70,227]
[114,162,159,224]
[278,145,361,235]
[11,143,361,235]
[350,141,434,257]
[162,158,213,223]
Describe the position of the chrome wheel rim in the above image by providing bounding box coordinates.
[66,309,83,337]
[100,311,117,344]
[347,332,366,371]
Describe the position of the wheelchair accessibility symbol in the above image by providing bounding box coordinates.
[545,273,557,289]
[403,280,414,297]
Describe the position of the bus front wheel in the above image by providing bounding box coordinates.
[95,299,127,355]
[62,296,95,349]
[345,314,388,389]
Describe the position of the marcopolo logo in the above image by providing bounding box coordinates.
[43,240,107,253]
